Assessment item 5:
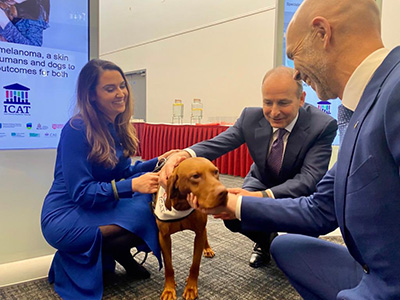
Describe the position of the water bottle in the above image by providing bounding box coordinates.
[172,99,184,124]
[190,98,203,124]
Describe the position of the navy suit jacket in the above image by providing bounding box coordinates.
[190,103,337,198]
[241,47,400,299]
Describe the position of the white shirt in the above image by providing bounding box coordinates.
[342,48,390,111]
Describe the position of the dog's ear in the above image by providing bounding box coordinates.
[165,172,179,210]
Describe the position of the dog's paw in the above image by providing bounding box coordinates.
[160,287,177,300]
[203,247,215,258]
[183,285,198,300]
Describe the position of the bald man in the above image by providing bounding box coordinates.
[187,0,400,298]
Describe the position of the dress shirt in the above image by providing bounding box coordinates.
[342,48,390,111]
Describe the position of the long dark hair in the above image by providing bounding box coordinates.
[72,59,138,169]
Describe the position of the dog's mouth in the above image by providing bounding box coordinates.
[198,189,228,209]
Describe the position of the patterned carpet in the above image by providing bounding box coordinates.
[0,173,344,300]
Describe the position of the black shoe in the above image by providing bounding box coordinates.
[249,243,271,268]
[125,259,151,280]
[115,252,151,280]
[103,270,120,285]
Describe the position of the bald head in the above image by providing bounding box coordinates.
[286,0,384,100]
[289,0,381,38]
[262,66,303,98]
[287,0,383,58]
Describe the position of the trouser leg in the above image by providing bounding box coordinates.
[270,234,363,300]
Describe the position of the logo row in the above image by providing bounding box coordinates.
[0,123,64,130]
[0,132,58,138]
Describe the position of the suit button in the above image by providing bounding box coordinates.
[362,264,370,274]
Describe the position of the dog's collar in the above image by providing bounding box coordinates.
[153,186,195,222]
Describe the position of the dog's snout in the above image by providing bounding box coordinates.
[198,184,228,209]
[214,185,228,205]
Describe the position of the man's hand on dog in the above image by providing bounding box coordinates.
[228,187,263,197]
[186,192,238,220]
[159,150,191,188]
[185,187,262,219]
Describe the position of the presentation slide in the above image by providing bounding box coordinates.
[0,0,89,150]
[283,0,340,145]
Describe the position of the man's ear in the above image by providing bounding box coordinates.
[311,16,331,49]
[165,173,179,210]
[299,91,306,106]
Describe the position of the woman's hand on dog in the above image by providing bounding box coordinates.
[186,192,238,220]
[132,172,160,194]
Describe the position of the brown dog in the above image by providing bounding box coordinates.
[154,157,228,300]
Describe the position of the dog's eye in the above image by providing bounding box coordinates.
[191,173,201,180]
[214,170,219,176]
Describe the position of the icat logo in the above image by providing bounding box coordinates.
[3,83,31,116]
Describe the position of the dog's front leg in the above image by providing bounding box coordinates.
[203,228,215,258]
[183,230,206,300]
[159,232,176,300]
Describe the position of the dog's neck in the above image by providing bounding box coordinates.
[173,194,192,211]
[154,186,194,222]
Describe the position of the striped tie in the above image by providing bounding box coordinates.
[267,128,287,176]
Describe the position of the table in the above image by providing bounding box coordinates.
[132,122,253,177]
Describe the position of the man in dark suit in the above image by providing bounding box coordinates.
[161,66,337,268]
[188,0,400,298]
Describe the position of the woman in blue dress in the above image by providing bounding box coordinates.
[41,59,173,299]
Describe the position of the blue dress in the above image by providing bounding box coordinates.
[41,118,162,300]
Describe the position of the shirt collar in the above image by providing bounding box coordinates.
[272,112,298,134]
[342,48,390,111]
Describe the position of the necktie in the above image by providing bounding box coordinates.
[267,128,287,176]
[337,104,353,145]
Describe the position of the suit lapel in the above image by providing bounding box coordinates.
[254,116,272,170]
[335,47,400,241]
[281,107,309,176]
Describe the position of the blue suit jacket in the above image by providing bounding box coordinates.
[190,103,337,198]
[241,47,400,299]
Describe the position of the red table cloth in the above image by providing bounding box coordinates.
[132,122,253,177]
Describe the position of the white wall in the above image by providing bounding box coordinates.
[99,0,274,55]
[100,0,276,123]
